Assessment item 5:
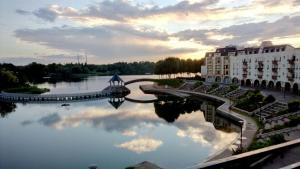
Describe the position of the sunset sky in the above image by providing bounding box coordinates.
[1,0,300,65]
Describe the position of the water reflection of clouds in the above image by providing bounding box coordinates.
[27,102,237,154]
[116,137,163,154]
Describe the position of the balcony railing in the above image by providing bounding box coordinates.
[257,67,263,72]
[243,74,247,78]
[258,75,263,79]
[288,66,295,72]
[287,74,295,81]
[272,60,278,65]
[272,75,277,80]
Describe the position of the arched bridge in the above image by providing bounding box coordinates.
[124,78,158,85]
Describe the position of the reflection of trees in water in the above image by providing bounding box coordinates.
[153,96,240,132]
[0,101,16,118]
[154,97,202,123]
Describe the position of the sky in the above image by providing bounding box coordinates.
[0,0,300,65]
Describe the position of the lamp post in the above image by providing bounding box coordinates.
[258,101,263,122]
[239,120,244,150]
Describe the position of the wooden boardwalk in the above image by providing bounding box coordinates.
[0,90,110,103]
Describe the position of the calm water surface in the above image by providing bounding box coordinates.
[0,75,239,169]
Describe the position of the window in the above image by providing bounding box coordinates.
[271,49,274,52]
[276,48,280,52]
[281,48,285,51]
[265,50,269,53]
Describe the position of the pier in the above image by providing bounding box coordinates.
[0,74,130,103]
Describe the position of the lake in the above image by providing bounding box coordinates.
[0,75,239,169]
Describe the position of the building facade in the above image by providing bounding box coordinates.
[201,41,300,94]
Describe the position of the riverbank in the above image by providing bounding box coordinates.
[3,85,49,94]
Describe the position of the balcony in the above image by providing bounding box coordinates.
[288,56,295,65]
[287,74,295,81]
[272,68,278,73]
[258,75,263,79]
[288,67,295,73]
[272,75,277,80]
[242,73,247,78]
[257,67,263,72]
[272,60,278,65]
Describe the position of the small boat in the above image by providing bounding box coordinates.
[61,103,70,107]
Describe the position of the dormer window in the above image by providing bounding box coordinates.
[281,48,285,51]
[276,48,280,52]
[265,50,269,53]
[271,49,274,52]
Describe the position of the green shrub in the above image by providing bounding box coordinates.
[248,134,286,151]
[229,84,238,91]
[287,115,300,127]
[288,100,300,112]
[263,95,276,105]
[194,81,203,88]
[155,79,183,88]
[212,83,219,89]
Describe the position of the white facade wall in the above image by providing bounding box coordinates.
[203,42,300,93]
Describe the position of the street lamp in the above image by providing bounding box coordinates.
[258,101,263,122]
[239,120,244,150]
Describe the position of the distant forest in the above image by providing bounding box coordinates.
[0,57,204,86]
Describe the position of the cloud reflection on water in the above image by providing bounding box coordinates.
[27,101,238,154]
[116,137,163,154]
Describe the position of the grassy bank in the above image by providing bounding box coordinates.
[4,85,49,94]
[154,79,184,88]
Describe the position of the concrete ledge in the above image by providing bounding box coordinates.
[198,139,300,169]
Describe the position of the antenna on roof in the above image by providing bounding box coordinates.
[77,54,80,64]
[85,51,88,65]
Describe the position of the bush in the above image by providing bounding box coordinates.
[229,84,238,91]
[235,90,265,112]
[263,95,276,105]
[288,115,300,127]
[248,134,286,151]
[288,100,300,112]
[211,83,219,89]
[194,81,203,88]
[155,79,183,88]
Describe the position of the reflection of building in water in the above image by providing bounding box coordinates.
[201,101,240,132]
[108,97,125,109]
[201,101,216,123]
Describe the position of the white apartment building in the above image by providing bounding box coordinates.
[201,41,300,94]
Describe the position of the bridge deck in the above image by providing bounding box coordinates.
[0,90,110,103]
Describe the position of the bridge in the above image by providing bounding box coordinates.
[124,78,157,85]
[124,97,158,103]
[0,90,110,103]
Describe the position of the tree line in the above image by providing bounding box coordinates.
[154,57,204,78]
[0,57,204,89]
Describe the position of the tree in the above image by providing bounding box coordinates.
[0,69,19,89]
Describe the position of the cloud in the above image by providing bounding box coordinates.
[38,113,61,127]
[0,55,79,65]
[15,9,31,15]
[174,15,300,46]
[26,0,219,22]
[115,137,163,153]
[33,7,58,22]
[14,25,197,61]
